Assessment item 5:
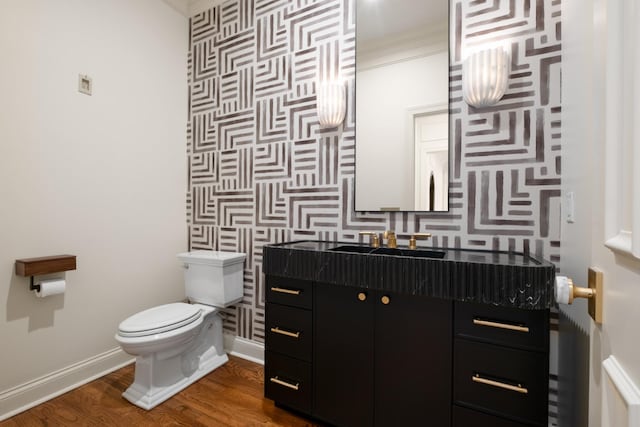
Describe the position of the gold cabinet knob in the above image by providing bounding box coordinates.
[381,295,390,305]
[358,292,367,301]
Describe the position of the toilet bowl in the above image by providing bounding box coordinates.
[115,250,245,410]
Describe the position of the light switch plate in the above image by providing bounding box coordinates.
[565,191,575,223]
[78,74,92,96]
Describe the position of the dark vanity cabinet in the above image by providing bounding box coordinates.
[262,241,555,427]
[264,276,550,427]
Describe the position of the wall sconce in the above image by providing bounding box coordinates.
[316,79,346,128]
[462,47,510,108]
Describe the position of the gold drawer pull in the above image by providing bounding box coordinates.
[270,376,300,391]
[473,318,529,333]
[270,327,300,338]
[271,287,301,295]
[472,374,528,394]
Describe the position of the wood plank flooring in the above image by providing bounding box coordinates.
[1,356,322,427]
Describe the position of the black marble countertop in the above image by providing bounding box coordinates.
[262,240,556,310]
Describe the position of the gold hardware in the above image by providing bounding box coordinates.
[358,292,367,301]
[408,233,432,250]
[381,295,390,305]
[270,376,300,391]
[383,231,397,248]
[271,287,301,296]
[557,268,603,324]
[472,374,528,394]
[472,318,530,333]
[588,268,603,324]
[270,327,300,338]
[359,231,380,248]
[565,277,595,304]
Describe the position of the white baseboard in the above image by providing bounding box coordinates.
[223,333,264,365]
[0,347,134,422]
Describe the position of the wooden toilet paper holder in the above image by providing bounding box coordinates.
[15,255,77,292]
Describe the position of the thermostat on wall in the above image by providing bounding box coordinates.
[78,74,92,96]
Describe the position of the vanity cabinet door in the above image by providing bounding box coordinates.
[314,285,453,427]
[314,284,374,427]
[375,292,452,427]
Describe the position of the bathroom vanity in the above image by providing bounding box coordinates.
[262,241,555,427]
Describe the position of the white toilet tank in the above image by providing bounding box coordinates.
[177,250,246,307]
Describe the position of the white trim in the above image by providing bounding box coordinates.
[605,230,634,256]
[223,333,264,365]
[0,348,134,422]
[602,356,640,426]
[357,44,447,72]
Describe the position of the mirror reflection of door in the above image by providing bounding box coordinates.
[414,112,448,211]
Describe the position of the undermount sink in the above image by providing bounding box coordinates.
[372,247,446,259]
[329,245,376,254]
[329,245,446,259]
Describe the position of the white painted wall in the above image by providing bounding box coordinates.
[560,0,600,423]
[560,0,597,327]
[355,51,448,210]
[0,0,187,418]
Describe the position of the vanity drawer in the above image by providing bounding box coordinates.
[453,405,531,427]
[265,351,312,414]
[265,303,312,362]
[265,276,312,309]
[454,302,549,351]
[454,339,548,426]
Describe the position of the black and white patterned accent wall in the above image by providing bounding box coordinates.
[187,0,562,340]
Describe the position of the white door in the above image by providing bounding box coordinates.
[561,0,640,426]
[414,112,448,211]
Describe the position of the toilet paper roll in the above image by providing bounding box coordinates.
[35,279,66,298]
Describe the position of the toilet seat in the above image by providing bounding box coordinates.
[118,303,202,338]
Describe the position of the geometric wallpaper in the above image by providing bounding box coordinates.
[187,0,562,342]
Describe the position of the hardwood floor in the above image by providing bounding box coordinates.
[1,356,322,427]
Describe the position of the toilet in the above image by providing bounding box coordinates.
[115,250,245,410]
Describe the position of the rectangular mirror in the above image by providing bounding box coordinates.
[355,0,450,212]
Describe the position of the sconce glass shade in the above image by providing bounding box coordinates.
[462,47,510,108]
[317,80,346,128]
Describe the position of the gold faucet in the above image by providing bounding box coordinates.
[383,231,397,248]
[359,231,380,248]
[408,233,432,250]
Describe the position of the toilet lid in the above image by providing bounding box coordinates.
[118,303,202,338]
